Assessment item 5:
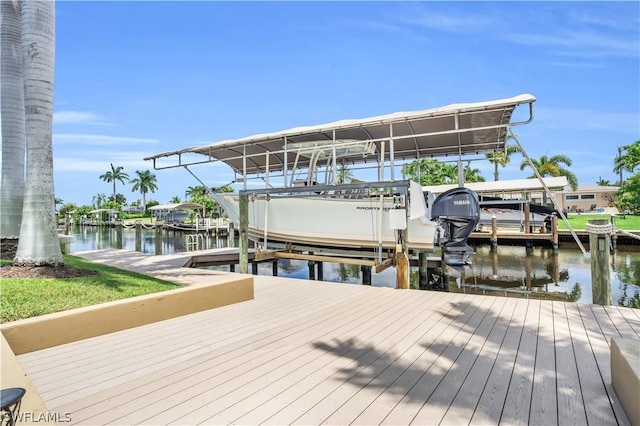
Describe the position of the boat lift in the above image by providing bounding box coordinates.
[144,94,566,286]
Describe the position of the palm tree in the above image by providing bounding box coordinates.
[485,143,520,181]
[336,164,354,184]
[14,0,62,266]
[170,196,181,203]
[462,165,486,183]
[519,154,578,190]
[130,169,158,211]
[92,193,107,209]
[614,141,640,184]
[596,177,613,186]
[99,163,129,202]
[185,185,206,200]
[1,0,26,243]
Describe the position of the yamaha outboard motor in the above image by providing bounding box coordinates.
[431,187,480,267]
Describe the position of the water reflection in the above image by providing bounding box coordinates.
[615,255,640,308]
[68,225,639,307]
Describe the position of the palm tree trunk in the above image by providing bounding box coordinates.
[14,0,62,266]
[1,0,26,242]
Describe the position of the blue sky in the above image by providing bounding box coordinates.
[51,1,639,206]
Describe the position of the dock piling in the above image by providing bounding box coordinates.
[587,219,612,305]
[418,252,428,288]
[490,215,498,251]
[135,220,142,252]
[239,193,248,274]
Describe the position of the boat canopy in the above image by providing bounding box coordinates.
[149,202,203,211]
[145,94,535,176]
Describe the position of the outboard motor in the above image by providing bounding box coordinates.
[431,187,480,267]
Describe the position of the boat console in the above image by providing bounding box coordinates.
[430,187,480,266]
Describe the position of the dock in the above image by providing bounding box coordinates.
[11,249,640,425]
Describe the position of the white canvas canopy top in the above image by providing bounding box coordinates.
[149,202,203,212]
[145,94,536,177]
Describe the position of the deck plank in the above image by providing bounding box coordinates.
[348,296,485,426]
[529,300,558,426]
[603,305,640,339]
[468,298,529,426]
[161,290,451,426]
[67,284,392,425]
[379,296,496,425]
[576,303,632,425]
[411,296,510,425]
[439,297,519,425]
[564,303,618,425]
[218,291,454,426]
[500,298,541,425]
[14,267,636,426]
[552,301,587,426]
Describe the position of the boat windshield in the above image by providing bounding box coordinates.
[286,139,376,159]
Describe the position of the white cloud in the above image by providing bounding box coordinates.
[535,107,640,134]
[54,155,153,172]
[53,133,160,145]
[509,30,639,59]
[54,111,108,125]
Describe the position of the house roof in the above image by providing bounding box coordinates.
[422,177,569,195]
[565,185,620,193]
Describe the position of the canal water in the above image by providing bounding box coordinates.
[69,225,640,307]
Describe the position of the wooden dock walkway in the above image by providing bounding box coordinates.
[16,250,640,425]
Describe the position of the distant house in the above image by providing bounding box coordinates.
[558,185,619,213]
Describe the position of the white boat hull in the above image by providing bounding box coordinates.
[213,193,438,251]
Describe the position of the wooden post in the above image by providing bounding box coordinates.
[491,250,498,278]
[251,261,258,275]
[418,252,428,289]
[135,220,142,252]
[361,265,371,285]
[64,213,71,235]
[228,222,235,248]
[610,214,617,252]
[525,239,533,255]
[524,202,531,234]
[317,261,323,281]
[490,215,498,251]
[396,244,409,289]
[551,214,559,253]
[116,222,123,249]
[308,260,316,280]
[272,260,278,276]
[239,193,249,274]
[154,222,163,255]
[587,219,612,305]
[524,254,533,290]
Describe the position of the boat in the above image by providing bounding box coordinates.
[145,94,537,266]
[422,177,568,233]
[477,197,558,232]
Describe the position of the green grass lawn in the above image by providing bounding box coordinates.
[558,214,640,231]
[0,255,179,323]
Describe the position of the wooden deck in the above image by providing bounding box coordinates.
[18,275,640,425]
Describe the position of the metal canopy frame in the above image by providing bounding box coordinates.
[144,94,536,179]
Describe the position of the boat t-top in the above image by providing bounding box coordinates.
[145,94,537,267]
